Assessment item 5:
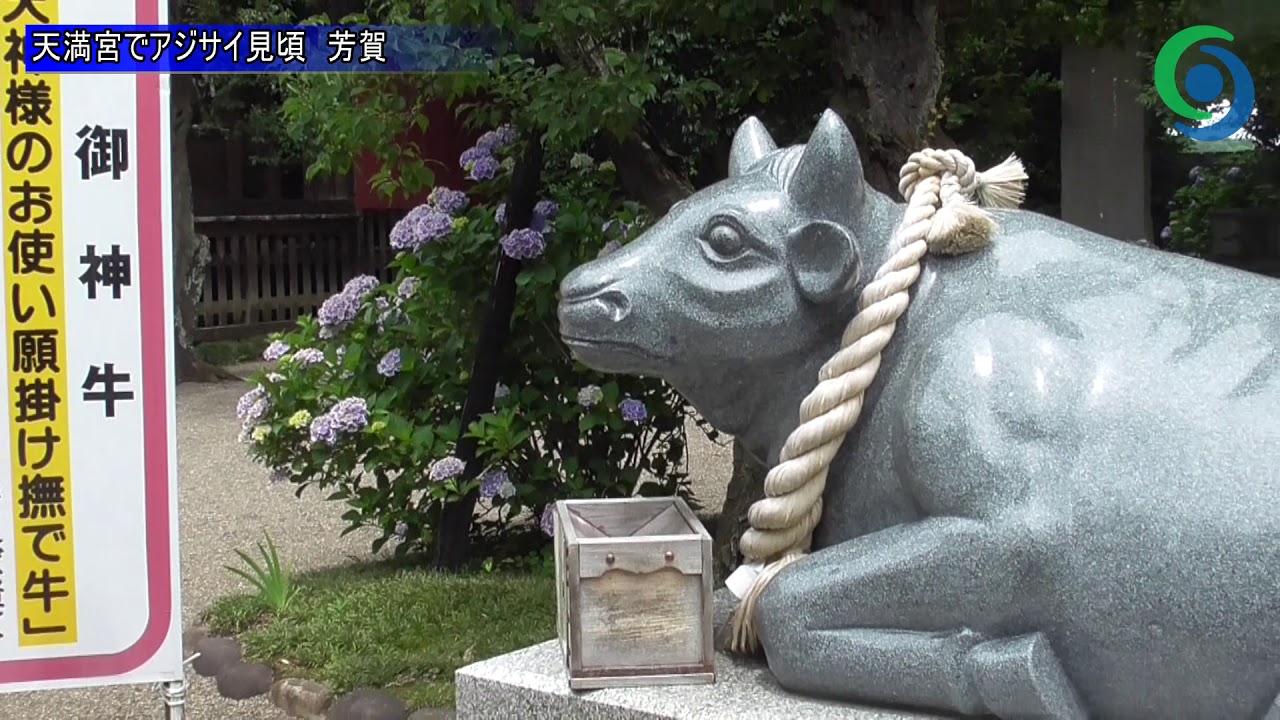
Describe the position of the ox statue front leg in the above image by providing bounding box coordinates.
[754,516,1086,720]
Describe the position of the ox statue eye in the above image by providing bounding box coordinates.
[701,222,747,262]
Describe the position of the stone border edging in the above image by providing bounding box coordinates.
[185,624,453,720]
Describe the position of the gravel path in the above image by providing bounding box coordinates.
[0,370,733,720]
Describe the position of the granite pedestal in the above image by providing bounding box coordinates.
[454,591,945,720]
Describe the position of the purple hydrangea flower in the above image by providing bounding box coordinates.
[343,274,380,301]
[494,203,507,228]
[317,291,359,331]
[390,206,453,251]
[540,504,556,537]
[390,205,428,249]
[377,349,402,377]
[375,296,390,312]
[460,146,490,170]
[500,228,546,260]
[290,348,325,367]
[576,385,603,408]
[263,340,290,361]
[493,124,518,147]
[619,398,647,424]
[429,456,466,483]
[396,276,421,300]
[480,469,509,500]
[475,130,502,151]
[309,413,337,445]
[236,385,268,424]
[427,186,468,215]
[477,125,517,151]
[467,155,500,182]
[328,397,369,433]
[534,200,559,222]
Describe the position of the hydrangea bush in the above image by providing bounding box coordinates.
[238,128,697,558]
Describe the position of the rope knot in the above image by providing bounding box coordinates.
[725,146,1029,656]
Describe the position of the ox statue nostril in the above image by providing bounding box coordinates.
[596,290,630,323]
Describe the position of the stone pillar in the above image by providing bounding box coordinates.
[1060,42,1153,242]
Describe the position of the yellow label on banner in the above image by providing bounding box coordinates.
[2,0,78,647]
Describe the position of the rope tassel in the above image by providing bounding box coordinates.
[725,149,1028,655]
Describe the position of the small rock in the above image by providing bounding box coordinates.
[328,688,409,720]
[182,625,209,658]
[272,677,334,718]
[216,662,275,700]
[407,710,455,720]
[191,636,243,677]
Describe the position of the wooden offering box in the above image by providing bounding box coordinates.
[553,497,715,690]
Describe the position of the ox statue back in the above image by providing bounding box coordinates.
[556,109,1280,720]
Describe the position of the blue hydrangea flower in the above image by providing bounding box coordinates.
[309,413,337,445]
[467,155,500,182]
[500,228,545,260]
[619,398,647,424]
[577,385,603,408]
[480,469,509,500]
[427,186,468,216]
[263,340,290,361]
[396,276,421,300]
[343,274,380,301]
[377,349,402,378]
[317,291,359,332]
[236,385,268,424]
[541,504,556,537]
[460,146,490,169]
[429,456,466,483]
[390,206,453,251]
[328,397,369,433]
[291,348,325,367]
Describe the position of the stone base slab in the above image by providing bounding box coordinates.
[455,639,948,719]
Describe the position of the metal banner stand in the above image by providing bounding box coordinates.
[161,677,188,720]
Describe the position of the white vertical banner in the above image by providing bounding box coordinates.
[0,0,182,693]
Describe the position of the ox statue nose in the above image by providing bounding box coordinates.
[591,289,630,322]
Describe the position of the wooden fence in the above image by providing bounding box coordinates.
[193,211,404,341]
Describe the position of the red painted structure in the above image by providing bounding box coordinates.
[353,97,482,211]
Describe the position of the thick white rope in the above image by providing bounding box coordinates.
[727,148,1029,654]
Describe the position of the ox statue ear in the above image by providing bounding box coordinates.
[788,109,865,226]
[728,116,778,177]
[786,220,859,305]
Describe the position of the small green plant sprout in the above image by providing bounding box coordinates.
[224,530,299,612]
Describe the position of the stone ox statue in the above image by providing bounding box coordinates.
[556,110,1280,720]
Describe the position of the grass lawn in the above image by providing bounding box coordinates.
[201,560,557,710]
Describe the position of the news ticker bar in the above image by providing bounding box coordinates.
[22,25,506,73]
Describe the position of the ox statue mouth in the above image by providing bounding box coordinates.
[559,333,665,375]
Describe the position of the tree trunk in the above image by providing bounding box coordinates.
[828,0,944,194]
[170,73,234,383]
